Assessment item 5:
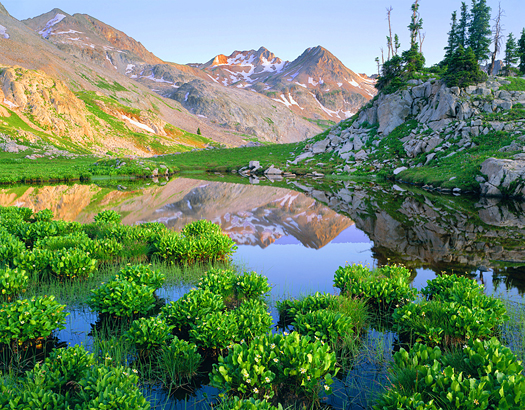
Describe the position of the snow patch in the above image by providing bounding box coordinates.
[2,99,17,109]
[105,53,117,70]
[348,78,360,88]
[294,82,307,88]
[272,93,303,110]
[184,92,189,102]
[39,13,66,38]
[126,64,135,74]
[53,29,82,35]
[206,73,219,84]
[197,114,207,118]
[337,82,343,87]
[308,77,318,87]
[0,25,10,39]
[308,92,341,118]
[141,73,172,83]
[121,115,155,133]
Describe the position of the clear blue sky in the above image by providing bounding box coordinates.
[3,0,524,75]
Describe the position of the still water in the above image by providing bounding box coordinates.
[2,175,525,408]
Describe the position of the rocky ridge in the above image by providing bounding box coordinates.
[292,76,525,198]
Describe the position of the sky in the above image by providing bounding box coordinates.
[3,0,524,75]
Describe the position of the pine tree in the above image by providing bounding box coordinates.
[504,33,518,76]
[467,0,492,62]
[444,11,459,64]
[445,45,488,87]
[457,2,469,48]
[197,128,201,136]
[408,0,423,48]
[518,28,525,74]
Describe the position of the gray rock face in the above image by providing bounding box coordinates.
[249,161,262,172]
[264,165,283,175]
[377,94,411,136]
[480,158,525,197]
[393,166,408,175]
[312,138,330,154]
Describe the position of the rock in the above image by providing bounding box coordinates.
[312,138,330,154]
[264,165,283,175]
[424,137,443,153]
[499,142,521,153]
[353,135,364,151]
[430,91,457,122]
[393,166,408,175]
[480,157,525,197]
[377,93,411,136]
[425,153,436,165]
[393,184,406,192]
[152,168,159,176]
[311,171,325,178]
[354,150,368,161]
[339,141,354,154]
[249,160,262,172]
[291,152,313,164]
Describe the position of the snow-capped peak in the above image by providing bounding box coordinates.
[39,13,67,38]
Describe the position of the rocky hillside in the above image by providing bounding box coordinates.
[19,8,322,144]
[194,46,376,122]
[292,75,525,198]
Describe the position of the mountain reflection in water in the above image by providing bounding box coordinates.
[2,177,525,296]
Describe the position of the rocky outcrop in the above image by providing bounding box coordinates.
[480,157,525,197]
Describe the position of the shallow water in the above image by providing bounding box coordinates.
[3,175,525,408]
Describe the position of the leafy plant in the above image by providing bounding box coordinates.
[210,332,338,403]
[160,288,225,332]
[292,310,355,343]
[124,316,173,353]
[375,337,525,410]
[334,263,416,309]
[93,210,122,224]
[0,234,26,266]
[189,310,238,351]
[0,296,68,344]
[277,292,336,325]
[115,264,165,289]
[88,279,156,317]
[0,267,28,299]
[182,219,222,237]
[13,248,54,278]
[213,397,284,410]
[32,208,54,223]
[233,299,272,342]
[49,249,97,280]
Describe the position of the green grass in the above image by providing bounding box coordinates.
[499,77,525,92]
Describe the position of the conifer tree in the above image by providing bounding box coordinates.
[467,0,492,62]
[518,28,525,74]
[504,33,518,75]
[444,45,487,87]
[444,11,459,64]
[457,2,469,48]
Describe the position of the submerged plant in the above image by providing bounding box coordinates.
[158,337,202,386]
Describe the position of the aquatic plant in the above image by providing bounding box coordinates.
[182,219,222,237]
[115,264,165,289]
[213,396,284,410]
[0,267,28,299]
[374,338,525,410]
[49,249,98,280]
[12,248,54,278]
[158,337,202,386]
[234,299,273,343]
[292,310,355,343]
[124,316,173,353]
[277,292,336,325]
[210,331,338,403]
[94,209,122,224]
[88,279,156,318]
[0,296,68,345]
[334,263,416,309]
[189,310,239,351]
[160,288,225,333]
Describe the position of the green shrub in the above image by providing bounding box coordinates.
[0,267,28,298]
[160,288,225,332]
[88,279,156,317]
[233,299,272,342]
[115,264,165,289]
[277,292,336,324]
[124,316,173,353]
[292,310,355,343]
[182,219,222,237]
[158,337,202,386]
[189,310,238,351]
[198,268,271,304]
[393,278,508,346]
[94,210,122,224]
[13,248,54,278]
[0,234,26,265]
[0,296,68,344]
[49,249,97,280]
[210,332,338,402]
[421,274,480,300]
[213,397,283,410]
[32,209,54,223]
[334,264,416,309]
[374,338,525,410]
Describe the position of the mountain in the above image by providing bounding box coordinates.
[19,9,321,144]
[193,46,377,122]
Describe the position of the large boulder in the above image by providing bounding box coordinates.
[480,157,525,197]
[377,93,411,136]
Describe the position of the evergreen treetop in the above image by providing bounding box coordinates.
[467,0,492,62]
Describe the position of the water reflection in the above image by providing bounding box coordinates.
[1,177,525,296]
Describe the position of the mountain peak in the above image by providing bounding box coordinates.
[0,2,10,16]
